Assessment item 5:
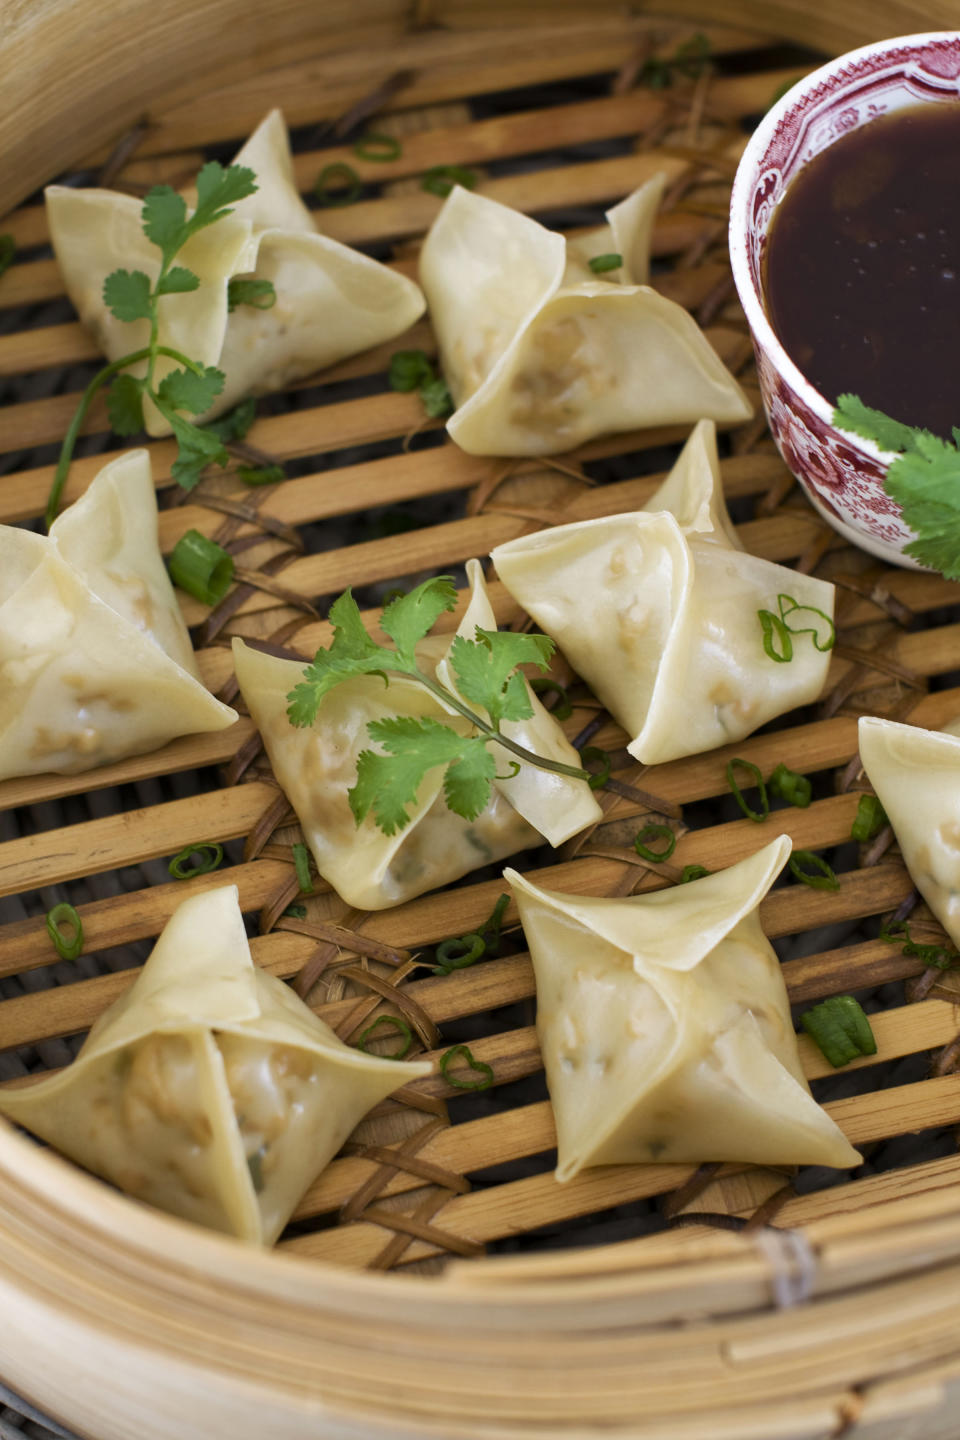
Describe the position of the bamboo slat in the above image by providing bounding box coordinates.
[3,7,960,1440]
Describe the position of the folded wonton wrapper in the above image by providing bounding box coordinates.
[233,559,602,910]
[859,716,960,949]
[0,886,430,1244]
[47,110,426,435]
[492,420,835,765]
[419,179,752,456]
[0,450,235,780]
[506,838,860,1180]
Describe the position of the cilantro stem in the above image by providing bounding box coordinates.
[46,343,212,527]
[411,670,591,783]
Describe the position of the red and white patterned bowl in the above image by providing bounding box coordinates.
[729,32,960,569]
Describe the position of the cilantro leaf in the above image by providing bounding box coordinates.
[227,278,276,312]
[106,374,146,436]
[156,266,200,297]
[193,162,258,225]
[444,740,498,822]
[350,717,485,833]
[449,628,554,726]
[102,269,153,323]
[833,394,921,454]
[286,589,400,726]
[156,364,225,416]
[833,394,960,581]
[158,408,229,491]
[141,185,188,262]
[380,576,458,666]
[204,397,257,443]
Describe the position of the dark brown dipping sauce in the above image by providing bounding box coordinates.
[763,102,960,437]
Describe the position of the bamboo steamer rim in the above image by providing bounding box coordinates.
[4,2,960,1435]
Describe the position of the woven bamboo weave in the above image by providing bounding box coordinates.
[2,5,960,1439]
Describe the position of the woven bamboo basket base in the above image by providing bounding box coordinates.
[3,8,960,1440]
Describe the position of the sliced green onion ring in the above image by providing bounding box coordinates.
[226,278,276,312]
[292,842,313,894]
[726,757,769,823]
[352,132,402,162]
[633,822,677,862]
[680,864,710,883]
[851,793,887,841]
[758,608,793,662]
[439,1043,494,1091]
[768,761,812,809]
[388,349,435,392]
[168,842,224,880]
[237,464,285,486]
[46,902,83,961]
[778,593,836,652]
[588,252,623,274]
[421,164,478,197]
[800,995,876,1067]
[579,745,612,791]
[357,1015,413,1059]
[529,677,573,720]
[314,162,362,206]
[168,529,234,607]
[419,377,453,418]
[789,849,839,891]
[879,918,957,969]
[480,892,510,954]
[434,934,486,973]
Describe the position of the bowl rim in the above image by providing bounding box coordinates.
[728,28,960,469]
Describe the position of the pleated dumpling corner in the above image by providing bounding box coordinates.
[46,109,425,436]
[858,715,960,948]
[232,560,601,910]
[0,450,235,781]
[491,420,835,765]
[418,181,752,456]
[0,885,430,1245]
[505,839,860,1181]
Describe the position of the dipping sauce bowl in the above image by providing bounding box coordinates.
[729,32,960,569]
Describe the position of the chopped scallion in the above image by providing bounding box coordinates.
[529,677,573,720]
[168,842,224,880]
[789,849,839,891]
[283,903,308,920]
[388,349,435,392]
[579,745,611,791]
[168,529,234,607]
[851,794,887,841]
[479,892,510,954]
[879,918,958,970]
[633,822,676,862]
[46,902,83,961]
[421,164,478,197]
[357,1014,413,1059]
[352,132,402,162]
[434,934,485,973]
[439,1043,494,1091]
[588,252,623,274]
[226,278,276,312]
[758,608,793,663]
[314,162,362,206]
[680,864,710,883]
[291,842,313,894]
[800,995,876,1067]
[419,377,453,418]
[768,761,812,809]
[726,757,769,822]
[237,464,286,486]
[778,593,836,652]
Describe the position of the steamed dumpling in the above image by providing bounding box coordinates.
[506,837,861,1180]
[0,886,430,1244]
[419,181,752,455]
[492,420,834,764]
[47,109,426,435]
[0,450,235,780]
[233,559,602,910]
[858,716,960,948]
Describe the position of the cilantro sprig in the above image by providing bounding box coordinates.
[286,577,592,835]
[46,162,276,527]
[833,393,960,579]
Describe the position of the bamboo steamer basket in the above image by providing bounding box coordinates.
[3,3,960,1438]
